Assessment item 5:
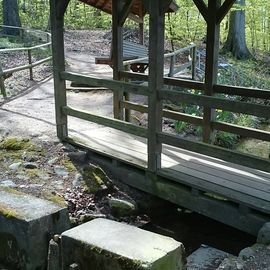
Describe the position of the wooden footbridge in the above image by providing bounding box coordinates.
[50,0,270,236]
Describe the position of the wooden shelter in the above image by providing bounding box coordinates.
[50,0,270,236]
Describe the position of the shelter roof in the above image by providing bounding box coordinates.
[78,0,179,18]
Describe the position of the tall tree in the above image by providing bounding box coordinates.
[223,0,251,59]
[2,0,21,35]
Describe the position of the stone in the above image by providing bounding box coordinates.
[72,173,83,187]
[47,239,60,270]
[0,180,17,188]
[24,162,38,169]
[61,218,186,270]
[257,222,270,245]
[22,152,39,162]
[238,247,255,261]
[82,164,113,194]
[187,245,230,269]
[9,162,22,171]
[109,198,137,217]
[68,151,87,163]
[0,189,70,270]
[217,257,240,270]
[79,213,106,223]
[48,157,59,166]
[54,166,69,177]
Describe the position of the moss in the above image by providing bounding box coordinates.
[43,192,67,207]
[61,158,77,173]
[25,168,40,178]
[0,150,22,160]
[0,137,36,151]
[0,187,24,196]
[0,204,20,219]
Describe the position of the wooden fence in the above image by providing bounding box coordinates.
[0,25,52,98]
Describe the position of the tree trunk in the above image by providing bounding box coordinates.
[222,0,251,59]
[2,0,21,35]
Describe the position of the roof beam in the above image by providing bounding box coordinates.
[119,0,136,26]
[216,0,236,24]
[193,0,208,22]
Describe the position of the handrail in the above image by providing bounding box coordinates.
[0,25,52,98]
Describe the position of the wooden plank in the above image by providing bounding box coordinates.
[163,77,205,90]
[66,135,147,169]
[61,71,149,96]
[216,0,236,24]
[120,101,203,125]
[213,84,270,99]
[158,168,270,213]
[112,0,124,120]
[86,128,270,191]
[193,0,208,22]
[3,57,52,74]
[212,122,270,142]
[153,175,269,235]
[157,132,270,172]
[50,0,68,140]
[147,0,165,172]
[90,127,270,180]
[163,145,270,182]
[159,89,270,118]
[63,106,147,138]
[119,0,136,26]
[162,157,270,197]
[203,0,221,143]
[87,128,270,193]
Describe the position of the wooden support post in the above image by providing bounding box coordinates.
[28,49,33,80]
[0,65,7,99]
[124,64,131,122]
[191,43,197,80]
[202,0,221,143]
[112,0,124,120]
[169,55,176,77]
[147,0,167,172]
[50,0,69,140]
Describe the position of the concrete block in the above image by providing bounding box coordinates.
[0,189,70,270]
[61,218,186,270]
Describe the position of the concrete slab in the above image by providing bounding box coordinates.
[187,245,230,269]
[0,189,70,270]
[61,218,186,270]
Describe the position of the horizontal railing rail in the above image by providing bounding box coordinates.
[0,25,52,98]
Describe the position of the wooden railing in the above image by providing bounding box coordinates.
[60,70,270,172]
[0,25,52,98]
[123,43,197,79]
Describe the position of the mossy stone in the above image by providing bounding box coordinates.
[82,164,113,194]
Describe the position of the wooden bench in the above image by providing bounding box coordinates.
[95,41,149,73]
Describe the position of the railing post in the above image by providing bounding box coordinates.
[0,65,7,99]
[50,0,69,140]
[202,0,221,143]
[147,0,167,173]
[190,43,197,80]
[112,0,124,120]
[28,49,34,80]
[169,55,175,77]
[124,64,131,122]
